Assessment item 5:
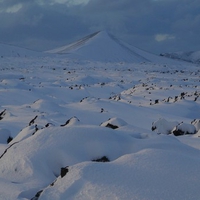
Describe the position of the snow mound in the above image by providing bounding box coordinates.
[9,125,39,145]
[100,117,127,129]
[31,99,64,113]
[152,118,179,135]
[60,116,80,127]
[172,122,196,136]
[152,119,197,136]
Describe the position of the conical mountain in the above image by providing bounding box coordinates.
[46,31,183,64]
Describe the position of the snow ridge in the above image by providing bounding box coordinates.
[45,31,100,54]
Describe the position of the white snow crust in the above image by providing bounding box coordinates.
[0,32,200,200]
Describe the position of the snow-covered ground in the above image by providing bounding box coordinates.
[0,32,200,200]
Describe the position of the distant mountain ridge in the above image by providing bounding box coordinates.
[160,51,200,64]
[0,42,43,57]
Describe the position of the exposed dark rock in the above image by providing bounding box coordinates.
[180,92,185,99]
[105,123,119,129]
[92,156,110,162]
[0,109,6,120]
[155,99,159,104]
[101,118,127,129]
[191,119,196,124]
[166,97,172,102]
[111,94,121,101]
[31,190,43,200]
[191,119,200,132]
[172,129,185,136]
[60,117,79,127]
[194,96,199,101]
[172,123,196,136]
[50,179,57,186]
[45,123,53,128]
[60,166,69,178]
[7,136,13,143]
[80,97,88,102]
[174,96,178,102]
[29,116,38,126]
[61,119,72,127]
[32,125,39,135]
[0,142,19,159]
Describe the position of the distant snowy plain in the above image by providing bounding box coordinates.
[0,32,200,200]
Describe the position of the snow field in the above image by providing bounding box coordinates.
[0,31,200,199]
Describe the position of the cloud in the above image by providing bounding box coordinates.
[5,3,23,13]
[0,3,23,13]
[36,0,90,7]
[155,34,175,42]
[0,0,199,53]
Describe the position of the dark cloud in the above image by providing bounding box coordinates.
[0,0,199,53]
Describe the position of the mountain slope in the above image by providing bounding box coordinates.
[46,31,101,54]
[160,51,200,64]
[0,43,43,57]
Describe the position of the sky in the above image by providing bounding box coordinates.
[0,0,200,54]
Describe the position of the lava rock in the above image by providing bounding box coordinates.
[60,166,69,178]
[172,123,196,136]
[92,156,110,162]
